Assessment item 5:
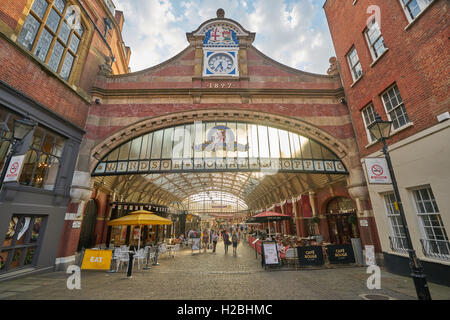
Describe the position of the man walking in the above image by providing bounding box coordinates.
[212,231,218,253]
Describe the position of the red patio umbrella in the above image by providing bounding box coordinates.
[251,211,292,237]
[252,211,292,222]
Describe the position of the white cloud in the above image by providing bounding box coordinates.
[114,0,335,74]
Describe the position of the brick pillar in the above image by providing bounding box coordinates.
[56,201,86,266]
[293,198,302,237]
[309,192,320,235]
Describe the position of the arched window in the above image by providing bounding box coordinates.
[17,0,85,81]
[326,197,355,214]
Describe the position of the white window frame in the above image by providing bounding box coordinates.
[399,0,434,23]
[411,186,449,259]
[346,46,363,82]
[361,103,377,143]
[381,84,410,132]
[384,193,408,252]
[364,18,387,61]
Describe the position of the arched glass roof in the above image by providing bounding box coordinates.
[93,121,347,176]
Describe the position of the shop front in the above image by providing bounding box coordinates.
[325,197,359,245]
[0,82,83,278]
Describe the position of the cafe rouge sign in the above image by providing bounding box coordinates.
[93,158,347,175]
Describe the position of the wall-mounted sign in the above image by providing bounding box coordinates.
[359,219,369,227]
[262,241,279,266]
[297,246,324,266]
[3,155,25,183]
[326,244,356,264]
[365,158,392,184]
[365,245,376,266]
[72,221,82,229]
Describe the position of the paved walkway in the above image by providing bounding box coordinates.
[0,240,449,300]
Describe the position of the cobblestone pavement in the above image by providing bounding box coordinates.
[0,240,449,300]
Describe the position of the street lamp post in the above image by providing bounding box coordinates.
[368,113,431,300]
[0,117,36,190]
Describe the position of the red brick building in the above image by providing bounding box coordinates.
[63,8,382,269]
[1,3,385,279]
[0,0,130,277]
[324,0,449,285]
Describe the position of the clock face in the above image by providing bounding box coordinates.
[207,53,234,74]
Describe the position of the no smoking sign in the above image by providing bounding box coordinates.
[3,155,25,183]
[371,164,384,176]
[365,158,391,184]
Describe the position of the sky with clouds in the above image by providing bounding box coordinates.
[113,0,335,75]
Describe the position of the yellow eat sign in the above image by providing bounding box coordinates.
[81,249,113,270]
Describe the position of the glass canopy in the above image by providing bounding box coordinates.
[93,121,347,176]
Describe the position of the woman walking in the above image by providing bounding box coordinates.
[232,231,239,256]
[223,230,230,254]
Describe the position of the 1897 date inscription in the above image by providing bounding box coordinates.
[205,82,233,88]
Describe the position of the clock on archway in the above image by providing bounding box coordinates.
[203,50,239,77]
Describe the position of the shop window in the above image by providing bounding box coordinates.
[0,216,46,273]
[412,186,449,260]
[17,0,85,82]
[381,84,410,131]
[19,126,66,190]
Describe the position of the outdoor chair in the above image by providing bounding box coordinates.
[116,249,131,272]
[285,248,297,269]
[172,244,180,258]
[158,243,168,258]
[133,248,145,269]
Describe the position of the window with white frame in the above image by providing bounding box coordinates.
[384,193,408,252]
[381,84,410,131]
[346,47,363,82]
[412,186,449,259]
[365,18,387,60]
[17,0,85,81]
[400,0,433,22]
[361,103,377,143]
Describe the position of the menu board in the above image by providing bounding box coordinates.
[297,246,324,266]
[326,244,356,264]
[262,242,279,266]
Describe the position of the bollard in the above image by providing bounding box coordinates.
[126,251,135,278]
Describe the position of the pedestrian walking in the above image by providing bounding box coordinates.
[212,231,218,253]
[202,229,209,253]
[223,230,230,254]
[232,231,239,256]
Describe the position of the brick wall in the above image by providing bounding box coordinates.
[324,0,449,157]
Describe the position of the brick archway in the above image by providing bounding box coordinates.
[89,108,351,174]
